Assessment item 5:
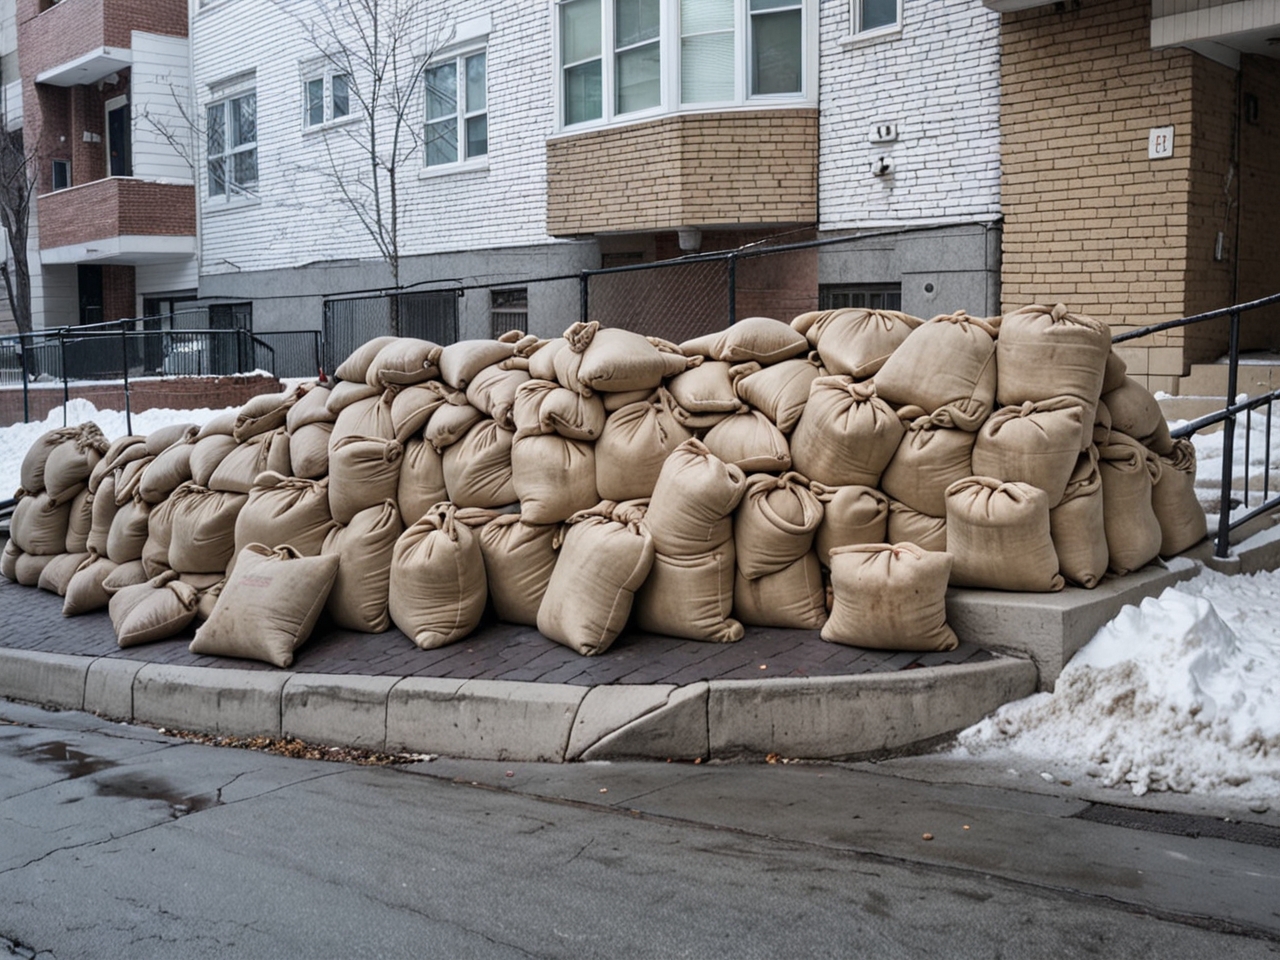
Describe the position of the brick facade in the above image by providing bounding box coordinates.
[0,374,280,427]
[37,179,197,251]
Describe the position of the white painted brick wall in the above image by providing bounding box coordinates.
[818,0,1002,229]
[192,0,559,278]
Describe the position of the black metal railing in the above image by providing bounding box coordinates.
[1116,291,1280,559]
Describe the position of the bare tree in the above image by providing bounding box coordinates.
[0,124,36,335]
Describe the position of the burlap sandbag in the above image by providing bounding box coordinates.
[442,420,517,509]
[141,494,178,579]
[365,337,443,388]
[1102,350,1128,394]
[512,379,607,441]
[101,559,148,594]
[234,390,295,443]
[702,410,792,473]
[1151,438,1207,557]
[887,499,947,553]
[20,427,81,493]
[466,363,531,430]
[15,551,58,586]
[734,551,828,629]
[285,382,335,432]
[396,438,444,526]
[208,432,275,494]
[634,547,743,643]
[1103,377,1173,455]
[734,472,823,579]
[1093,397,1113,447]
[944,477,1064,591]
[476,514,560,626]
[180,572,226,622]
[791,308,921,379]
[526,337,565,381]
[643,439,746,556]
[110,571,200,648]
[190,545,339,666]
[666,361,753,416]
[424,399,486,452]
[1,539,19,582]
[11,492,73,556]
[386,382,446,440]
[138,439,195,504]
[555,322,682,395]
[1098,435,1163,575]
[62,554,119,616]
[822,543,958,651]
[332,392,396,445]
[189,434,238,488]
[734,354,823,433]
[37,551,91,597]
[143,422,197,457]
[65,487,93,554]
[89,435,148,493]
[595,390,695,501]
[439,338,515,390]
[107,497,152,566]
[790,377,904,488]
[880,412,977,518]
[811,483,889,566]
[86,474,118,555]
[970,398,1088,507]
[333,335,398,383]
[325,379,380,415]
[996,303,1110,408]
[601,387,654,411]
[1050,448,1108,589]
[113,454,152,505]
[322,500,403,633]
[43,424,108,502]
[328,435,404,525]
[389,504,488,650]
[873,312,998,423]
[194,412,236,440]
[289,422,332,480]
[167,483,248,574]
[510,433,598,524]
[681,316,809,365]
[537,501,656,655]
[233,473,335,564]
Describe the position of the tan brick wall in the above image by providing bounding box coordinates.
[546,110,818,237]
[1236,54,1280,352]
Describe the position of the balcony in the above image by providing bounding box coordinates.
[37,177,196,265]
[1150,0,1280,60]
[24,0,187,85]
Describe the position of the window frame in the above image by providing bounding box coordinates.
[423,46,489,173]
[302,68,353,131]
[850,0,901,39]
[204,85,259,205]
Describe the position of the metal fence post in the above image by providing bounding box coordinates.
[59,328,68,426]
[1216,308,1241,558]
[120,320,132,436]
[727,253,737,326]
[20,332,30,424]
[579,271,589,324]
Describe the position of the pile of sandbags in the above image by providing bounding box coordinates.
[4,303,1203,665]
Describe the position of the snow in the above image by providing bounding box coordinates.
[1185,409,1280,521]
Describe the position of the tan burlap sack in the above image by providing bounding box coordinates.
[1093,397,1113,447]
[666,361,753,416]
[526,337,565,381]
[365,337,443,388]
[141,494,178,579]
[510,433,598,524]
[873,312,998,422]
[643,439,746,555]
[180,572,226,622]
[944,477,1064,591]
[234,390,294,443]
[233,473,335,564]
[681,316,809,365]
[89,435,147,493]
[822,543,958,650]
[634,547,743,643]
[466,363,531,430]
[113,455,153,506]
[389,382,450,441]
[167,483,248,574]
[190,545,339,666]
[43,424,108,502]
[424,399,486,452]
[398,438,446,525]
[733,354,823,434]
[189,434,238,488]
[789,377,904,488]
[1103,377,1173,455]
[1151,438,1207,557]
[389,504,488,649]
[1098,435,1163,575]
[289,422,332,480]
[1102,350,1128,394]
[970,398,1088,507]
[101,559,148,594]
[65,487,93,554]
[37,551,91,597]
[325,379,380,415]
[208,433,274,494]
[791,308,921,379]
[62,554,119,616]
[110,571,200,648]
[601,387,654,411]
[328,435,404,525]
[1050,448,1108,589]
[880,411,977,518]
[86,474,117,555]
[537,501,656,655]
[192,412,235,440]
[512,379,607,441]
[439,338,516,390]
[143,422,197,457]
[549,323,658,395]
[332,391,396,444]
[442,420,517,508]
[734,472,823,578]
[322,500,403,633]
[285,382,335,432]
[20,427,81,493]
[15,551,58,586]
[733,552,827,629]
[702,410,792,473]
[595,390,695,501]
[333,335,398,383]
[886,499,947,552]
[996,303,1110,408]
[138,439,195,504]
[1,539,18,582]
[476,514,560,626]
[811,483,889,565]
[11,492,73,556]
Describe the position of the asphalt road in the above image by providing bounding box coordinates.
[2,700,1277,959]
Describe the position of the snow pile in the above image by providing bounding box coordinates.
[959,568,1280,797]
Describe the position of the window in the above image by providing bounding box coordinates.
[206,91,257,199]
[559,0,812,128]
[490,288,528,337]
[51,159,70,191]
[425,51,487,167]
[304,71,351,128]
[820,284,902,311]
[854,0,898,34]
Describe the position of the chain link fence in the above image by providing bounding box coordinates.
[322,291,460,375]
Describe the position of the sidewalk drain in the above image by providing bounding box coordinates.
[1072,803,1280,849]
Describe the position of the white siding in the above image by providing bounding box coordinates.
[818,0,1002,230]
[131,31,196,183]
[136,259,199,295]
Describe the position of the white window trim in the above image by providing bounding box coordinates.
[424,43,489,172]
[301,66,356,132]
[203,78,259,209]
[840,0,902,46]
[552,0,818,135]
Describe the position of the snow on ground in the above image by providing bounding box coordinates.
[1180,405,1280,520]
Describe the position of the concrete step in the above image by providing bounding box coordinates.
[1176,355,1280,398]
[1158,394,1227,427]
